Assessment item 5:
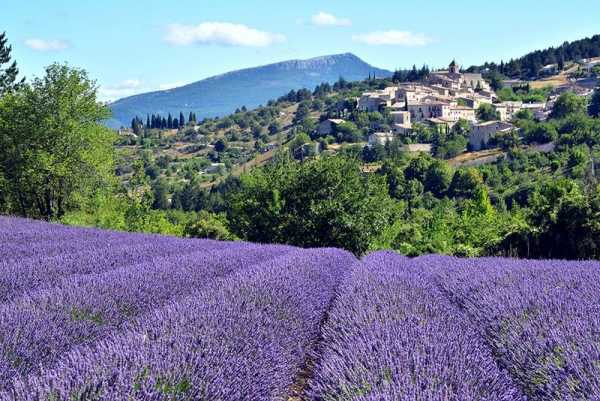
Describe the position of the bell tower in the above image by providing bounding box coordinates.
[449,60,460,74]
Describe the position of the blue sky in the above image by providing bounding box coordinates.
[4,0,600,101]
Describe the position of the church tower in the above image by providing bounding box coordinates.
[449,60,460,74]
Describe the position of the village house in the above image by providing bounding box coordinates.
[427,60,491,91]
[459,95,493,110]
[407,99,476,124]
[358,94,391,112]
[446,106,476,122]
[396,84,438,106]
[582,59,600,75]
[317,118,345,136]
[424,117,456,133]
[521,102,548,120]
[469,121,514,151]
[390,110,412,135]
[368,132,396,146]
[358,87,398,112]
[539,64,559,76]
[407,99,451,122]
[390,110,411,126]
[495,101,524,121]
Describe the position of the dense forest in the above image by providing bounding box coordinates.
[1,32,600,259]
[467,34,600,79]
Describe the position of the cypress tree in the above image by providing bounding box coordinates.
[589,88,600,118]
[167,113,173,129]
[179,111,185,127]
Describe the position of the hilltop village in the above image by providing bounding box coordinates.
[315,60,594,153]
[115,54,599,189]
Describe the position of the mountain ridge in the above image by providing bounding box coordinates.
[107,53,392,128]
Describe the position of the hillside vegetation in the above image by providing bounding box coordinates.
[2,32,600,259]
[468,34,600,79]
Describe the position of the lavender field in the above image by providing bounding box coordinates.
[1,216,599,401]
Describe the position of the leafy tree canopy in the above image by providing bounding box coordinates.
[0,63,114,219]
[228,154,399,255]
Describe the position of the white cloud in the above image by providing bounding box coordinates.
[25,38,70,51]
[99,80,192,102]
[352,30,433,46]
[99,79,143,102]
[164,22,285,47]
[311,12,351,27]
[159,81,186,90]
[115,79,142,89]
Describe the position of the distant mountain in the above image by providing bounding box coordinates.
[107,53,392,128]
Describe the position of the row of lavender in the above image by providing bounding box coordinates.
[307,253,600,401]
[2,216,600,400]
[3,248,355,400]
[0,215,271,303]
[0,217,356,400]
[0,216,233,261]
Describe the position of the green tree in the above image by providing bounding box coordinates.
[172,180,206,211]
[124,160,154,230]
[488,72,504,91]
[214,138,227,152]
[404,155,431,182]
[268,121,281,135]
[151,178,170,210]
[448,168,483,199]
[401,179,424,210]
[362,144,386,163]
[0,63,114,219]
[524,122,558,144]
[526,180,600,259]
[436,136,467,159]
[335,121,363,143]
[424,160,452,197]
[293,102,310,123]
[451,118,471,137]
[184,211,237,241]
[550,92,587,119]
[467,185,494,216]
[0,32,24,96]
[492,129,521,150]
[228,155,398,255]
[565,145,591,179]
[476,103,500,121]
[514,109,534,120]
[290,131,310,146]
[589,88,600,118]
[497,87,519,102]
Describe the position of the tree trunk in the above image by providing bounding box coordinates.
[16,190,27,218]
